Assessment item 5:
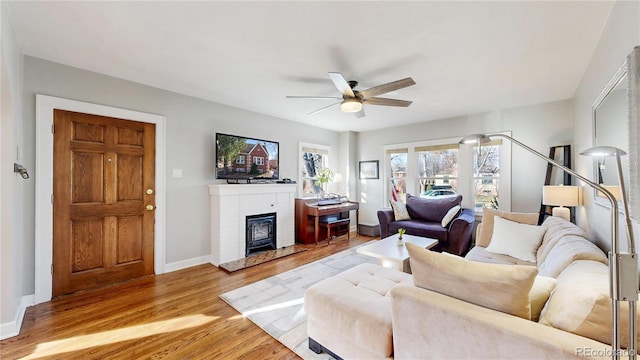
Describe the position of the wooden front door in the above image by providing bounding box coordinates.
[52,109,155,297]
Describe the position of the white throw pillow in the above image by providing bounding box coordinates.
[441,205,461,227]
[389,200,411,220]
[485,216,546,263]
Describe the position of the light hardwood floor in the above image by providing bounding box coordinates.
[0,235,374,360]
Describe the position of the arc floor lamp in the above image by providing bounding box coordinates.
[460,133,637,360]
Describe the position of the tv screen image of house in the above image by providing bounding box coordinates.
[215,133,279,180]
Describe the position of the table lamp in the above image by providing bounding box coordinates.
[542,185,583,222]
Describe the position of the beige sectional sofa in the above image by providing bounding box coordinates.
[305,211,631,359]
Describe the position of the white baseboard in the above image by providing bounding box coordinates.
[0,294,35,340]
[164,255,213,273]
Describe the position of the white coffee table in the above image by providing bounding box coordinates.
[357,234,439,273]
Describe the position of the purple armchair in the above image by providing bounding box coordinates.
[377,194,475,256]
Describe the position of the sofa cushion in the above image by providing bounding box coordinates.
[537,216,587,263]
[539,260,638,348]
[389,199,411,220]
[405,194,462,223]
[465,246,536,266]
[389,220,448,242]
[535,216,608,277]
[406,242,538,319]
[476,208,539,247]
[485,216,546,262]
[530,276,557,322]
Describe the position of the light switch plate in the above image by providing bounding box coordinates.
[172,169,183,178]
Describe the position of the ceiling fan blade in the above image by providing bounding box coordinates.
[354,108,365,118]
[286,96,342,99]
[328,72,355,97]
[364,97,413,107]
[308,101,341,116]
[359,77,416,99]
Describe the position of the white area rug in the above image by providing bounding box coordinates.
[219,243,378,359]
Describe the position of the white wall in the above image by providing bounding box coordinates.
[1,0,28,336]
[356,99,574,225]
[20,56,342,293]
[573,1,640,251]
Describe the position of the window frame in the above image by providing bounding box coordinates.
[299,142,331,198]
[383,133,511,214]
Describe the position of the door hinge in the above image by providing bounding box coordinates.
[51,124,54,134]
[51,264,54,275]
[51,194,54,204]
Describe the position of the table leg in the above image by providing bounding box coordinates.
[356,209,359,235]
[314,216,319,245]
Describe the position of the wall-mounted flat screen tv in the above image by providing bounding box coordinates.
[216,133,279,180]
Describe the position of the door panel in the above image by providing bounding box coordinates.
[53,109,155,297]
[71,152,104,203]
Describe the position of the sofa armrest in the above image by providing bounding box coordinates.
[390,284,610,360]
[377,209,395,238]
[447,208,474,255]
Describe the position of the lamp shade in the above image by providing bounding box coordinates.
[542,185,583,207]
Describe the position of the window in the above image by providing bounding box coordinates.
[300,143,329,198]
[387,148,408,202]
[473,141,501,211]
[254,157,264,165]
[384,133,510,213]
[236,155,245,164]
[416,144,458,199]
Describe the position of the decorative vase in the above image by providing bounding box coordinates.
[397,236,403,245]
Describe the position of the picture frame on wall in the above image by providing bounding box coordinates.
[359,160,379,179]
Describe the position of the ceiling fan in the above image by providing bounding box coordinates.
[286,72,416,118]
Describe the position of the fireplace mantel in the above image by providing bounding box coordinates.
[208,183,296,266]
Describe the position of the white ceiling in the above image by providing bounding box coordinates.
[7,1,613,132]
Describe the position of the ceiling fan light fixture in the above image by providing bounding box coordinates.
[341,98,362,113]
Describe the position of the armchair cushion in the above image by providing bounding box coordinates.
[406,194,462,223]
[389,220,448,242]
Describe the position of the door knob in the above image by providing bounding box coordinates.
[146,205,155,211]
[146,189,154,195]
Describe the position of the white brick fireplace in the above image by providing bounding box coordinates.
[208,183,296,266]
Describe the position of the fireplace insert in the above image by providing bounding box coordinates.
[245,213,277,256]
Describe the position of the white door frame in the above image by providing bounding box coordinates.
[35,95,166,304]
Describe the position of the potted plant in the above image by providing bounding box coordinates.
[315,167,334,198]
[397,228,406,245]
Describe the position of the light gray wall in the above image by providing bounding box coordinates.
[21,56,342,291]
[355,99,574,225]
[1,0,26,328]
[573,0,640,251]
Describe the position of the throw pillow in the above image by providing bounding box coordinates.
[485,216,546,263]
[539,260,639,347]
[476,208,539,247]
[406,242,538,319]
[405,194,462,223]
[389,200,411,220]
[529,276,557,322]
[440,205,461,228]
